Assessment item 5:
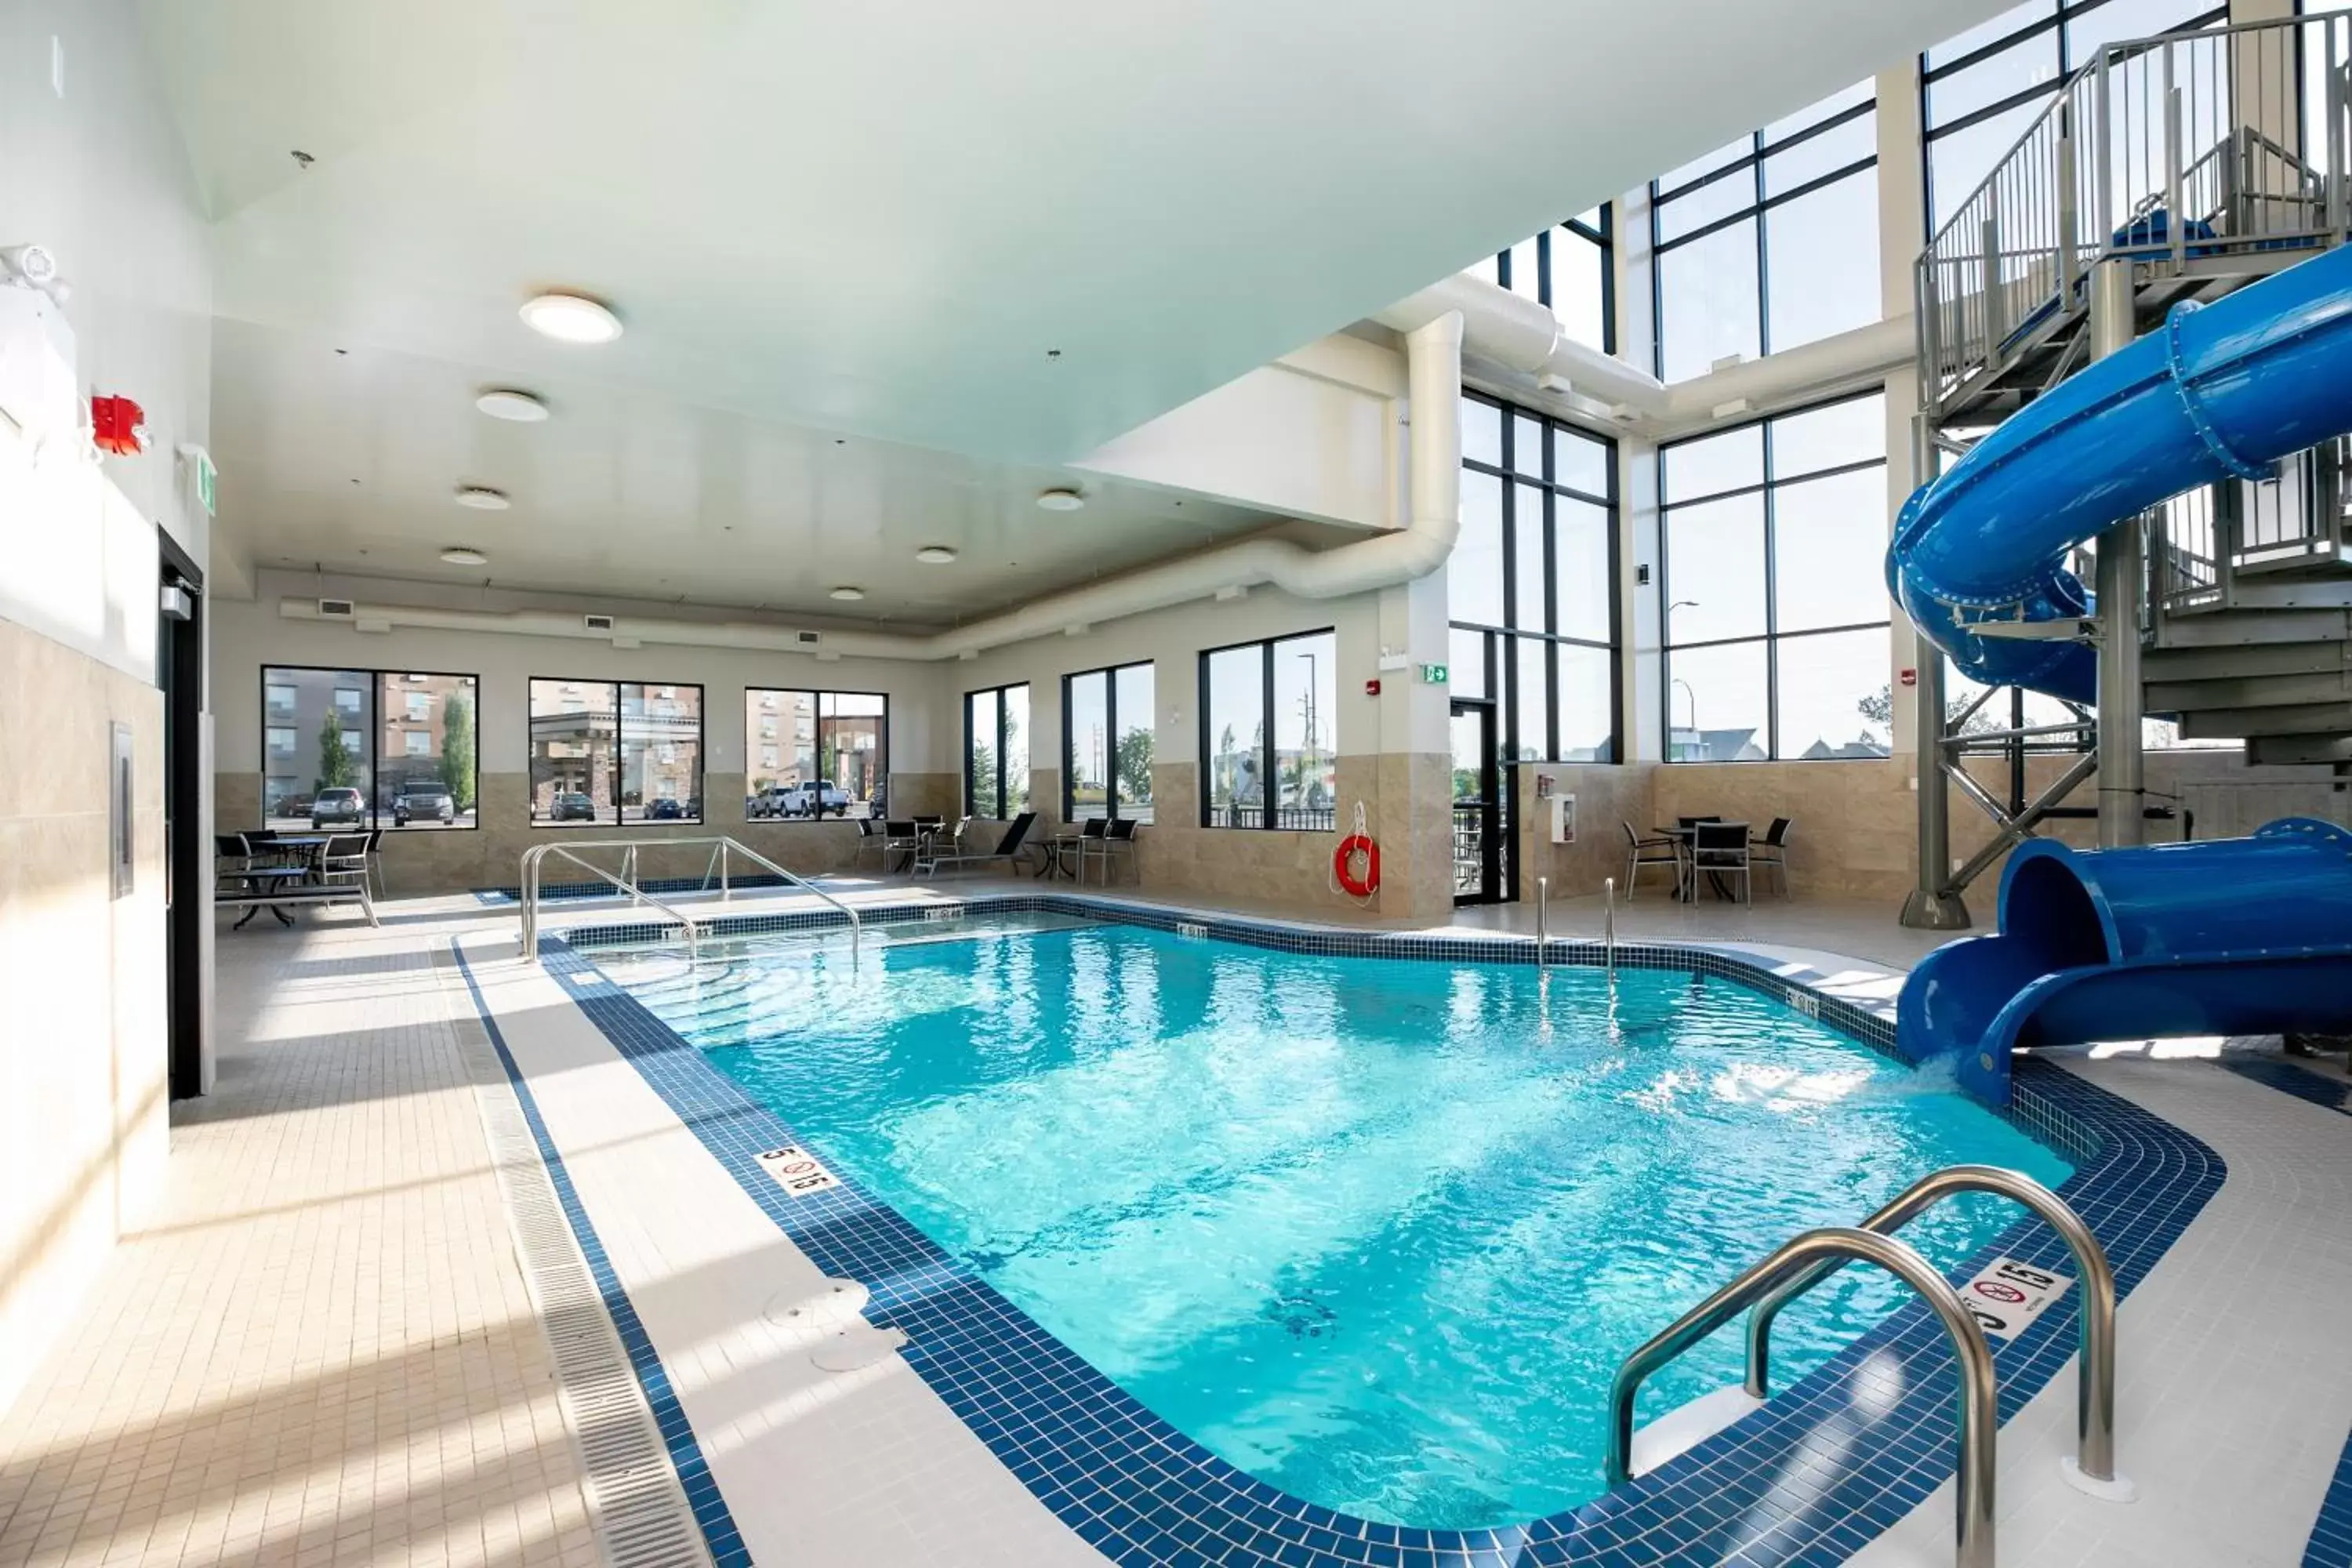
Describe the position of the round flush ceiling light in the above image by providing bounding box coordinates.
[440,546,488,567]
[1036,487,1086,512]
[476,388,550,422]
[454,486,510,510]
[915,546,958,564]
[519,292,622,344]
[829,586,866,601]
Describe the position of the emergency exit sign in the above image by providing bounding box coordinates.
[1418,663,1449,684]
[188,448,216,517]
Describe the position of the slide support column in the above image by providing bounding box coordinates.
[1903,413,1971,930]
[2090,259,2146,848]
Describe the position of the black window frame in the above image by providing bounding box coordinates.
[1061,660,1154,822]
[1197,627,1338,832]
[1486,205,1617,357]
[1657,389,1893,764]
[743,686,890,820]
[1450,392,1624,768]
[1918,0,2228,236]
[255,664,482,832]
[1649,82,1880,379]
[963,682,1029,819]
[527,676,707,828]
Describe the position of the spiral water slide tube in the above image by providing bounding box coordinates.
[1886,245,2352,1101]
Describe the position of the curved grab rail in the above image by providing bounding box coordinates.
[521,844,701,967]
[1609,1226,1997,1568]
[1745,1163,2118,1486]
[518,837,862,970]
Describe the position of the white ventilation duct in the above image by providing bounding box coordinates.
[281,310,1468,663]
[1374,273,1912,434]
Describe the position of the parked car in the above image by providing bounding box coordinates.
[310,787,365,829]
[393,782,455,826]
[646,797,686,821]
[549,791,597,822]
[778,782,851,818]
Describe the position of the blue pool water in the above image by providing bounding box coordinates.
[594,917,2072,1530]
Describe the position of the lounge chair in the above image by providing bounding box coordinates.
[917,812,1037,877]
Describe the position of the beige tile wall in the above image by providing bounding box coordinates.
[0,615,170,1416]
[216,770,970,895]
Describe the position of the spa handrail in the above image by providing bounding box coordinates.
[1746,1163,2118,1486]
[1609,1226,1998,1568]
[518,835,861,969]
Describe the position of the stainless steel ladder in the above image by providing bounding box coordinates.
[1608,1166,2121,1568]
[519,835,862,969]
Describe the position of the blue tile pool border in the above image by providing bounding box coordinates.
[507,895,2225,1568]
[446,941,751,1568]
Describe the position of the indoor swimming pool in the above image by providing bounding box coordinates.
[588,915,2074,1530]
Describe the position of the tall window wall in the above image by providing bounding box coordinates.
[1922,0,2227,232]
[744,689,887,818]
[1200,630,1338,830]
[1467,208,1615,354]
[1651,82,1882,381]
[261,669,479,829]
[1064,662,1154,822]
[528,679,704,825]
[964,684,1031,819]
[1661,391,1893,762]
[1450,394,1620,764]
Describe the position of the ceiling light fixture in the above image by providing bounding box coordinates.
[476,388,550,422]
[454,486,510,510]
[1036,488,1086,512]
[829,586,866,601]
[440,546,488,567]
[519,292,622,344]
[915,546,957,564]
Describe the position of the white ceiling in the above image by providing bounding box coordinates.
[143,0,2005,620]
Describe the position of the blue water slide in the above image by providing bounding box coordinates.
[1887,241,2352,702]
[1897,818,2352,1103]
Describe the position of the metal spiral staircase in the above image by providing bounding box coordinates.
[1907,12,2352,923]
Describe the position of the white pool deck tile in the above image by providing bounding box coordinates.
[0,880,2345,1568]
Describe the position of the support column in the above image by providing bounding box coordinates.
[1901,412,1970,930]
[2089,258,2146,848]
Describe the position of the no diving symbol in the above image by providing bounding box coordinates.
[1973,1279,2028,1305]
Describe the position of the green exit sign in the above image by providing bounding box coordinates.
[1418,662,1448,684]
[187,448,216,517]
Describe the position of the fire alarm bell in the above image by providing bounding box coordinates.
[91,394,149,456]
[1899,667,1918,688]
[1365,678,1381,696]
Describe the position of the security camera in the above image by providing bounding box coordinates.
[1,245,60,286]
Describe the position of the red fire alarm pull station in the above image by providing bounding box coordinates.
[1365,678,1381,697]
[91,394,149,456]
[1899,667,1918,688]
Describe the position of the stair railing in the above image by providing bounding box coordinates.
[1920,11,2352,417]
[519,836,861,969]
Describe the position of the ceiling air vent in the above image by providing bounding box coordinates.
[584,613,616,633]
[797,630,822,645]
[318,598,355,619]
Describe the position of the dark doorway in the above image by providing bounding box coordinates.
[1449,699,1502,906]
[158,534,205,1100]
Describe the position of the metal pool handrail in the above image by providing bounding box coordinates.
[519,843,702,967]
[1609,1226,1998,1568]
[517,836,860,968]
[1746,1163,2118,1488]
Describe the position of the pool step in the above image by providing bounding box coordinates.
[1628,1385,1765,1478]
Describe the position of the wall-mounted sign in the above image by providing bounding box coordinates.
[1418,663,1448,684]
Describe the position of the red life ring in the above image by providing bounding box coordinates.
[1334,833,1381,898]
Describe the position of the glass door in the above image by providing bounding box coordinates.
[1450,700,1501,906]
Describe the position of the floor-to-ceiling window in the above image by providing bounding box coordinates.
[1200,630,1338,829]
[1661,390,1893,761]
[1465,208,1616,355]
[1651,82,1881,381]
[1921,0,2228,234]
